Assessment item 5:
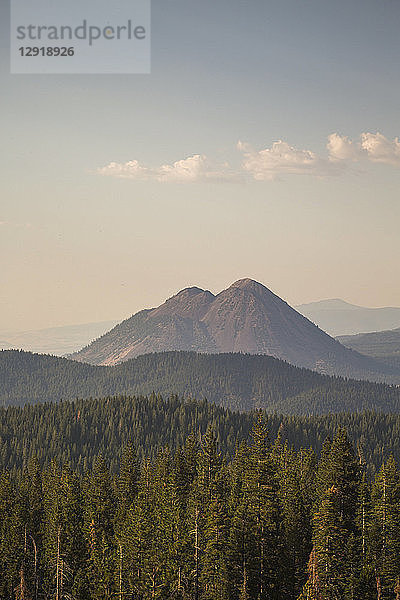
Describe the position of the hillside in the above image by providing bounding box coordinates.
[297,298,400,336]
[338,327,400,370]
[1,394,400,475]
[70,279,399,383]
[1,349,400,414]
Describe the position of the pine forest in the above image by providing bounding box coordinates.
[2,413,400,600]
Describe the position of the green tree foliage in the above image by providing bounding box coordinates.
[0,473,25,598]
[3,395,400,476]
[1,349,399,412]
[84,456,116,600]
[0,402,400,598]
[197,427,230,600]
[275,444,312,598]
[369,456,400,600]
[300,429,361,600]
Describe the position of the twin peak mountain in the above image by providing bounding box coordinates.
[71,279,391,381]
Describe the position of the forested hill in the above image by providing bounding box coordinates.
[1,349,400,414]
[1,394,400,475]
[338,327,400,370]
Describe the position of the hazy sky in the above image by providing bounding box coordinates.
[1,0,400,330]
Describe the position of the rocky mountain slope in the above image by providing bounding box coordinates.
[70,279,399,382]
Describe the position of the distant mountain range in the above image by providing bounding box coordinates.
[1,350,399,414]
[338,328,400,370]
[0,320,118,356]
[296,299,400,336]
[70,279,399,383]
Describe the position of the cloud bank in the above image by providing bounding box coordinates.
[238,139,342,180]
[97,132,400,183]
[328,132,400,166]
[98,154,237,183]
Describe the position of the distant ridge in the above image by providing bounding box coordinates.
[1,349,400,413]
[70,279,400,383]
[338,327,400,371]
[297,299,400,336]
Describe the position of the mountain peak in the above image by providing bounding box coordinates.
[150,286,215,322]
[229,278,270,293]
[228,278,283,304]
[71,278,394,382]
[174,286,206,298]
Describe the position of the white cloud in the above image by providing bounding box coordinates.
[98,155,237,183]
[327,133,361,162]
[360,132,400,166]
[97,160,150,180]
[327,132,400,167]
[238,139,342,180]
[157,154,237,182]
[98,132,400,184]
[239,132,400,180]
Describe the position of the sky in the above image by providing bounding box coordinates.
[1,0,400,331]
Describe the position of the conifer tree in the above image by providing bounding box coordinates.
[120,458,167,599]
[145,447,181,599]
[355,468,376,599]
[42,462,63,599]
[42,462,87,599]
[22,457,44,600]
[197,427,229,600]
[172,435,200,598]
[239,415,282,600]
[84,456,116,600]
[278,445,312,598]
[370,456,400,600]
[0,473,25,598]
[227,479,251,600]
[117,443,140,513]
[300,429,361,600]
[313,485,351,599]
[114,444,140,600]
